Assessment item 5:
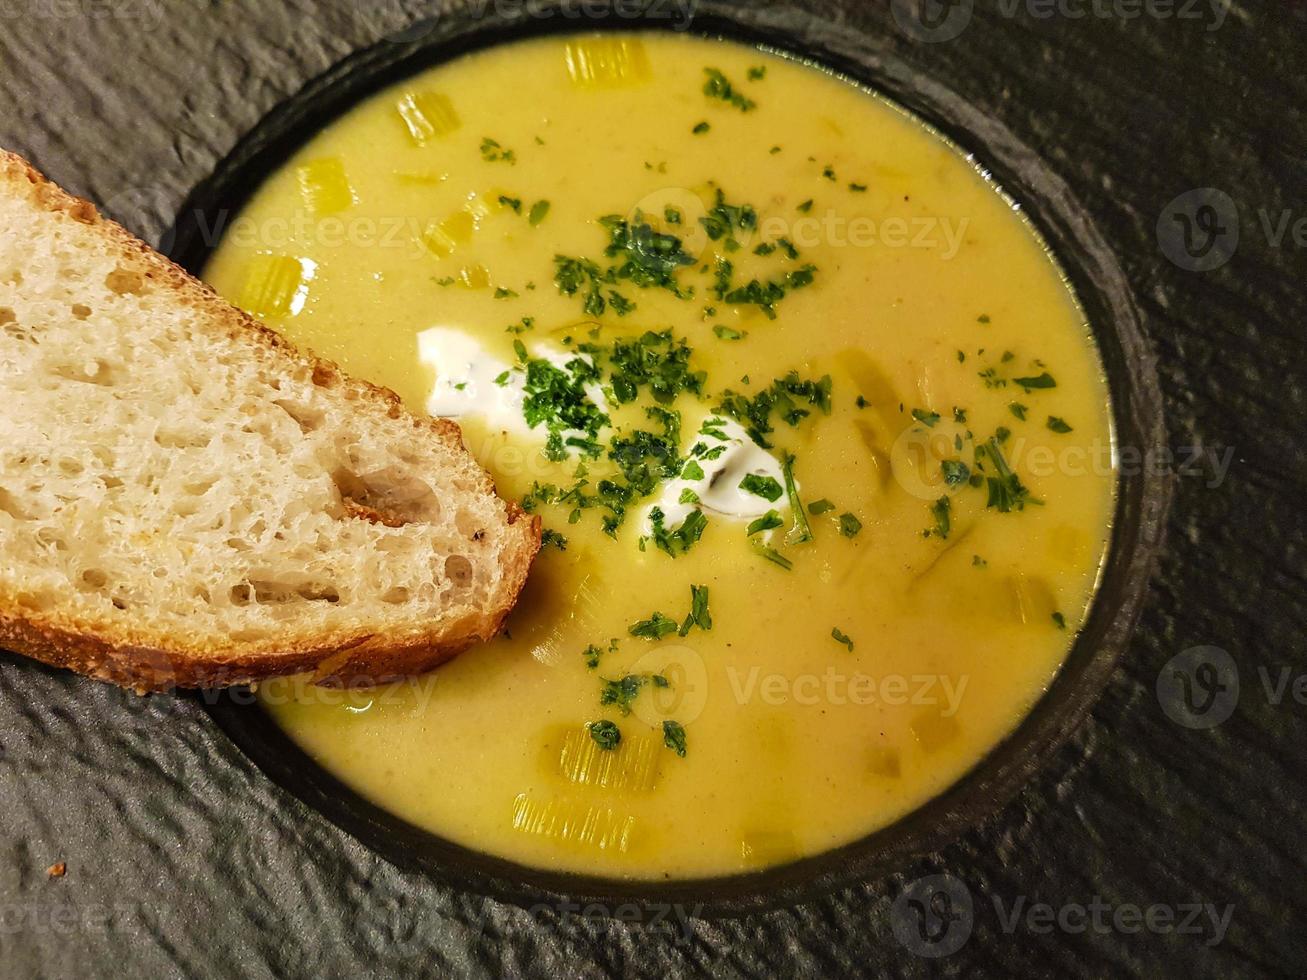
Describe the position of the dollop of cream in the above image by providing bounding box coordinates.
[417,326,530,435]
[417,327,605,440]
[647,417,788,530]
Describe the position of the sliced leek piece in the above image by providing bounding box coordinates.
[839,349,900,425]
[393,170,450,185]
[552,725,661,792]
[454,264,490,289]
[510,793,636,852]
[420,203,488,258]
[909,706,960,754]
[295,157,354,216]
[867,745,902,779]
[394,91,461,145]
[1008,573,1057,626]
[739,829,798,867]
[237,255,314,319]
[564,37,652,89]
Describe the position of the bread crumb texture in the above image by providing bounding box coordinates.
[0,151,539,689]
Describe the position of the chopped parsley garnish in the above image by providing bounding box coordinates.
[479,137,516,164]
[493,286,519,300]
[554,255,624,317]
[629,611,679,641]
[831,627,854,651]
[1009,402,1028,420]
[1014,371,1057,391]
[849,182,868,192]
[528,200,551,225]
[838,512,863,538]
[1052,612,1067,630]
[752,541,793,570]
[692,121,711,134]
[781,452,813,544]
[911,408,941,427]
[700,189,758,252]
[600,674,647,715]
[717,265,818,319]
[1047,416,1073,433]
[713,324,747,341]
[715,371,832,447]
[703,67,756,112]
[978,438,1040,512]
[739,473,783,502]
[679,584,712,636]
[583,638,619,670]
[663,720,688,757]
[497,195,522,213]
[930,496,951,539]
[941,459,971,487]
[747,510,783,535]
[607,330,706,405]
[681,459,705,480]
[505,315,534,333]
[808,499,835,515]
[664,206,683,225]
[796,199,814,213]
[541,529,567,551]
[520,354,609,460]
[600,214,696,296]
[977,314,991,324]
[648,507,708,558]
[588,720,621,750]
[748,65,767,80]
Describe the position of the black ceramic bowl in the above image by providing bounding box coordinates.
[167,3,1171,916]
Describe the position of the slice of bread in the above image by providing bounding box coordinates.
[0,150,541,692]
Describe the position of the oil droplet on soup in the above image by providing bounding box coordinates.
[205,32,1116,879]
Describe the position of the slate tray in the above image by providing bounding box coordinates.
[0,1,1304,977]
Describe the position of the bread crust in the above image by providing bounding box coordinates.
[0,149,541,692]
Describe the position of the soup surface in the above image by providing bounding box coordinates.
[204,32,1116,879]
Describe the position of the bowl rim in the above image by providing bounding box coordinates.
[168,4,1172,917]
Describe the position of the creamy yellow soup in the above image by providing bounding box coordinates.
[204,32,1116,880]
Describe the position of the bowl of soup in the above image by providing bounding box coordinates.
[172,10,1167,912]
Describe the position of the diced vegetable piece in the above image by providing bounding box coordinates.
[853,421,893,489]
[1008,573,1058,626]
[564,37,652,88]
[867,745,902,778]
[839,349,899,423]
[237,255,313,319]
[510,793,636,852]
[738,828,798,867]
[295,157,355,216]
[394,91,461,145]
[909,706,960,754]
[454,264,491,289]
[552,725,661,792]
[420,207,481,257]
[393,170,450,185]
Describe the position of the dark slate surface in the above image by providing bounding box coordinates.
[0,0,1303,976]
